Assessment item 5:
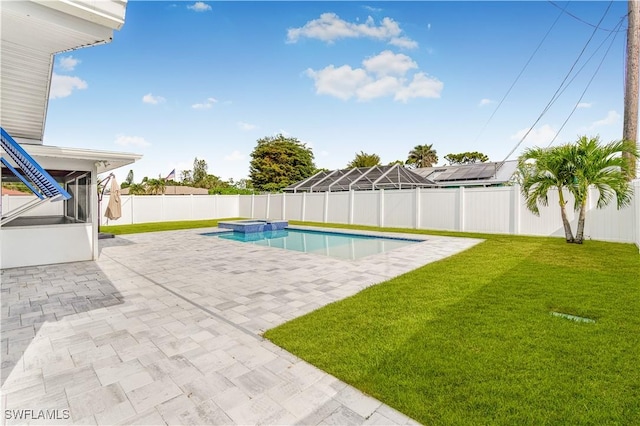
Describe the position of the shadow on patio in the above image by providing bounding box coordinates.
[1,261,125,387]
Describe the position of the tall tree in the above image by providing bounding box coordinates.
[406,144,438,168]
[193,158,208,185]
[347,151,381,168]
[518,136,637,244]
[444,152,489,165]
[249,134,316,192]
[180,170,193,184]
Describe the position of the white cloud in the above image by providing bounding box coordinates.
[306,65,371,101]
[306,52,442,102]
[50,73,87,99]
[394,73,443,102]
[589,110,619,129]
[479,98,494,107]
[363,6,382,13]
[389,37,419,49]
[357,76,401,100]
[577,102,592,108]
[427,23,432,31]
[224,150,244,161]
[114,135,151,148]
[191,97,218,109]
[142,93,166,105]
[511,124,557,145]
[237,121,257,131]
[57,55,80,71]
[287,13,417,49]
[187,2,211,12]
[362,50,417,77]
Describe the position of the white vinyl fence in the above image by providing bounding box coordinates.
[239,182,640,247]
[3,181,639,249]
[98,194,240,225]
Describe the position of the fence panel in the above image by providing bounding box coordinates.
[239,195,252,218]
[304,193,325,223]
[418,189,458,231]
[384,190,414,229]
[268,194,283,219]
[464,187,512,234]
[284,194,304,221]
[352,191,379,226]
[327,192,350,224]
[253,195,269,218]
[1,195,63,217]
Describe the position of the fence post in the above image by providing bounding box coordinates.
[349,190,354,225]
[250,194,255,218]
[301,192,306,222]
[414,187,421,229]
[282,193,286,220]
[266,193,271,219]
[131,195,136,224]
[511,184,521,235]
[323,191,329,223]
[457,187,465,231]
[379,188,385,228]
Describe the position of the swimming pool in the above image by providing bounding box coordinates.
[207,228,422,260]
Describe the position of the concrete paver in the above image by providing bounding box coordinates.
[1,226,482,425]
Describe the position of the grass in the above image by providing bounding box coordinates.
[99,218,241,235]
[265,222,640,425]
[100,218,640,424]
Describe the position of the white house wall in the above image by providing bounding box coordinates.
[1,223,92,269]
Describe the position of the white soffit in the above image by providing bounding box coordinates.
[0,1,126,142]
[23,144,142,173]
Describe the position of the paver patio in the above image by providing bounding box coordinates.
[1,226,482,425]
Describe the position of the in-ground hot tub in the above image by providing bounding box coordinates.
[218,219,288,233]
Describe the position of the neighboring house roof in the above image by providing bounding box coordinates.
[120,186,209,195]
[1,188,31,196]
[283,164,435,192]
[413,160,519,187]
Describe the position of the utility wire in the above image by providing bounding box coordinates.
[472,1,568,146]
[499,0,615,164]
[547,17,626,147]
[547,0,627,33]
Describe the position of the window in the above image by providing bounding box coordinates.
[65,172,91,223]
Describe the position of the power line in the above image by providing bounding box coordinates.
[547,17,626,147]
[547,0,627,33]
[499,0,615,164]
[472,1,568,146]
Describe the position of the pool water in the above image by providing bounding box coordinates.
[211,228,421,260]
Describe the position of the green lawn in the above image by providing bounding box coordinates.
[100,218,639,424]
[100,218,241,235]
[265,223,640,425]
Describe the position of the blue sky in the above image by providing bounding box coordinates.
[44,1,630,184]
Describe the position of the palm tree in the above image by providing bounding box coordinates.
[519,144,577,243]
[519,136,637,244]
[127,183,147,195]
[146,178,166,195]
[406,144,438,168]
[347,151,381,168]
[569,136,636,244]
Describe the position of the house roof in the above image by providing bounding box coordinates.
[283,164,435,192]
[0,1,127,142]
[1,188,31,196]
[412,160,519,187]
